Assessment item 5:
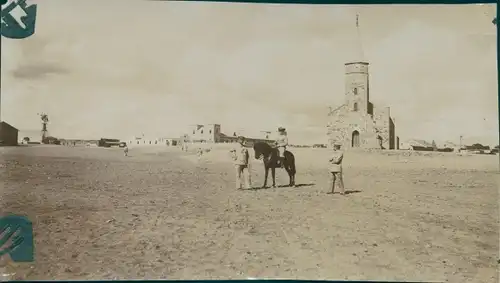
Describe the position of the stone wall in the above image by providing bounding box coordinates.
[372,105,391,149]
[327,103,398,150]
[327,105,350,148]
[327,105,381,149]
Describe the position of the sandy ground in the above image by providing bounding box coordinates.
[1,145,498,282]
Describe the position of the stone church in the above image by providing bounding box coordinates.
[327,61,397,150]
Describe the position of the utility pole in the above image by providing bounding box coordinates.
[459,135,463,151]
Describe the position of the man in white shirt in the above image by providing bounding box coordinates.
[229,136,251,190]
[274,127,288,168]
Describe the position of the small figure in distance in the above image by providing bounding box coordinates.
[123,144,129,157]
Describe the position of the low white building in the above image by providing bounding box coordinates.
[443,141,461,152]
[399,139,433,151]
[18,130,42,144]
[127,136,179,146]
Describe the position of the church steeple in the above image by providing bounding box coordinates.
[344,13,370,114]
[352,13,365,62]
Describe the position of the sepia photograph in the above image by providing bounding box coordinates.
[1,0,498,282]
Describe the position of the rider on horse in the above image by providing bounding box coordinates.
[274,127,288,167]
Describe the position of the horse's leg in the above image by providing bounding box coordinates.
[263,165,269,188]
[285,166,292,187]
[271,167,276,188]
[290,158,296,187]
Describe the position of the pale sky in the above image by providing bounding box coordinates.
[1,1,498,145]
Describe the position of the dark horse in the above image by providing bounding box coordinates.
[253,142,296,188]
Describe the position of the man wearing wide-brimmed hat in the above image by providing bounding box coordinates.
[274,127,288,168]
[229,136,252,190]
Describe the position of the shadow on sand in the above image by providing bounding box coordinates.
[242,183,315,191]
[327,190,362,195]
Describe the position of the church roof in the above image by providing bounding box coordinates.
[0,121,18,131]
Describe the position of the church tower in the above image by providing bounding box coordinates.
[344,14,370,115]
[328,13,396,150]
[345,62,369,114]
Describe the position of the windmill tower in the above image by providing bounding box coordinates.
[38,113,49,142]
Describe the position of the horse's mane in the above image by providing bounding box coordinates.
[253,142,276,158]
[253,141,272,150]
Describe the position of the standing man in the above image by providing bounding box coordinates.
[181,136,188,152]
[328,144,345,195]
[275,127,288,168]
[123,144,129,157]
[229,136,252,190]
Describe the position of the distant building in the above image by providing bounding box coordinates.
[185,124,274,145]
[127,136,179,146]
[400,139,435,151]
[0,121,19,146]
[60,139,98,146]
[18,130,42,144]
[187,124,222,143]
[443,141,461,152]
[125,124,273,147]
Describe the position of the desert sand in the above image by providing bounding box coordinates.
[1,145,498,282]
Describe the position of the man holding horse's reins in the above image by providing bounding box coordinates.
[274,127,288,168]
[229,136,252,190]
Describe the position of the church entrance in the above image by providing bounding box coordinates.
[352,131,360,148]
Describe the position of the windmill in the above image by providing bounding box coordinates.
[37,113,49,142]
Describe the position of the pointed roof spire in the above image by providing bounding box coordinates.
[348,12,366,63]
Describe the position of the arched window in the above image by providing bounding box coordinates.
[209,130,212,134]
[353,87,358,95]
[353,102,358,112]
[192,130,195,134]
[201,130,204,134]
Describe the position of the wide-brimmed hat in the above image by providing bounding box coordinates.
[278,127,286,132]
